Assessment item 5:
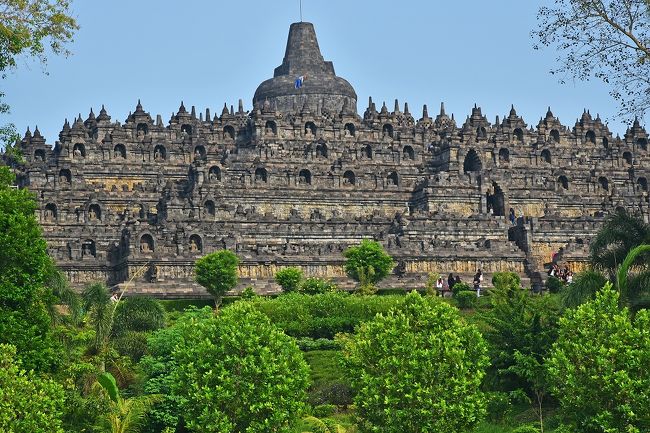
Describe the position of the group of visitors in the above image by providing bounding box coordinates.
[548,264,573,284]
[435,270,483,297]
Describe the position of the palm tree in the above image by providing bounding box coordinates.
[82,282,115,367]
[97,372,158,433]
[590,209,650,276]
[616,244,650,311]
[561,210,650,310]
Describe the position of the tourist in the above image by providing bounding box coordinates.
[566,271,573,284]
[509,208,516,225]
[473,269,483,297]
[447,273,455,292]
[436,277,444,295]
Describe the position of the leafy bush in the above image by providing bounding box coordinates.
[491,272,521,291]
[456,290,476,309]
[343,239,394,286]
[139,307,214,433]
[484,391,515,423]
[340,292,489,433]
[312,404,337,418]
[547,284,650,433]
[545,276,563,293]
[0,344,66,433]
[301,277,338,295]
[112,296,165,337]
[247,292,405,339]
[376,288,407,296]
[452,282,472,297]
[113,331,149,362]
[172,302,309,433]
[296,337,341,351]
[240,286,257,299]
[194,250,239,307]
[274,267,303,292]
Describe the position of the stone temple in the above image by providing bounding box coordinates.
[7,22,650,296]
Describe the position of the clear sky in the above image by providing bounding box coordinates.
[3,0,647,144]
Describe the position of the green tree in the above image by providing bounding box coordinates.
[275,266,303,292]
[300,277,338,295]
[194,250,239,308]
[82,283,115,367]
[172,302,310,433]
[0,165,59,371]
[343,239,394,293]
[547,283,650,432]
[533,0,650,117]
[0,0,78,75]
[0,1,78,152]
[0,343,65,433]
[481,277,560,433]
[340,291,489,433]
[112,296,165,336]
[139,307,214,433]
[97,371,158,433]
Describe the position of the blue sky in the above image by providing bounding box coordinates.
[3,0,646,143]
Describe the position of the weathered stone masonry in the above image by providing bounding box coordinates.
[8,22,650,296]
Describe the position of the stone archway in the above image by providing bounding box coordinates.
[487,182,506,216]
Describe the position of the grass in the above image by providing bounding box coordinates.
[304,350,346,390]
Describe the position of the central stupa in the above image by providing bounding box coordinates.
[253,22,357,114]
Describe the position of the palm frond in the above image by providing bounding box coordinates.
[560,270,607,309]
[590,209,650,273]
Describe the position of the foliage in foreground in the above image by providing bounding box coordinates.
[0,166,59,371]
[139,307,214,433]
[97,371,158,433]
[340,291,489,433]
[0,344,65,433]
[547,283,650,432]
[172,302,310,433]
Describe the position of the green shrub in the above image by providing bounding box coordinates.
[275,267,303,292]
[343,239,394,285]
[312,404,337,418]
[296,337,341,351]
[113,330,149,361]
[545,275,563,293]
[376,288,407,296]
[511,426,540,433]
[160,299,214,312]
[240,286,257,299]
[247,292,405,339]
[452,282,472,297]
[456,290,476,309]
[491,272,521,291]
[112,296,165,337]
[301,278,338,295]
